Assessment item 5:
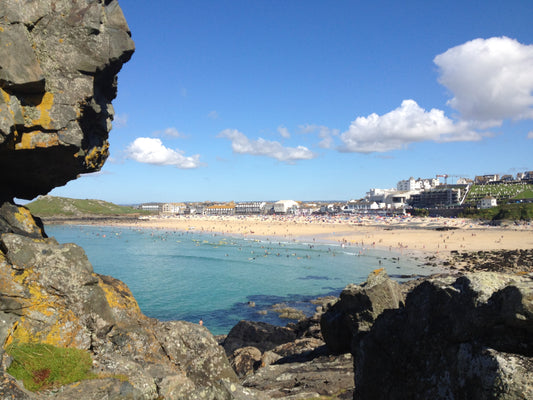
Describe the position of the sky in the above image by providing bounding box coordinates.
[48,0,533,204]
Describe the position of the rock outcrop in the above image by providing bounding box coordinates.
[354,272,533,399]
[320,268,404,354]
[0,1,270,398]
[0,208,271,399]
[0,0,134,201]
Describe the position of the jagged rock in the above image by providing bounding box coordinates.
[243,353,354,400]
[223,320,297,356]
[231,346,263,378]
[0,231,270,399]
[0,0,135,201]
[320,268,404,354]
[0,203,46,238]
[354,272,533,399]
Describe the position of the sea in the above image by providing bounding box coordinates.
[46,224,440,335]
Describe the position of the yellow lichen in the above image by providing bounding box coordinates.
[84,141,110,169]
[98,275,141,312]
[15,131,59,150]
[30,92,54,129]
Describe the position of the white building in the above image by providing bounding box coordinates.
[161,202,186,215]
[273,200,299,214]
[479,197,497,209]
[397,177,440,191]
[235,201,266,214]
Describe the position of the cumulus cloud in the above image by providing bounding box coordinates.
[339,100,481,153]
[125,137,202,169]
[218,129,317,163]
[434,36,533,125]
[277,125,291,138]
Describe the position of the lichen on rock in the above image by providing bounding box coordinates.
[0,0,135,201]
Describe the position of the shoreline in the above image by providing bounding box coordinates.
[45,214,533,268]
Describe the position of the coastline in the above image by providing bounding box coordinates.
[47,214,533,268]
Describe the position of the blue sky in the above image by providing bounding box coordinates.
[49,0,533,204]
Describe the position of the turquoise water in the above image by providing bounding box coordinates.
[45,224,438,335]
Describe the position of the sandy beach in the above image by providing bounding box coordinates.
[104,214,533,261]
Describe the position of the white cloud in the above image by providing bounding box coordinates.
[339,100,481,153]
[528,131,533,139]
[153,127,186,138]
[277,125,291,138]
[218,129,317,163]
[299,124,339,149]
[208,110,219,119]
[125,137,202,169]
[434,36,533,125]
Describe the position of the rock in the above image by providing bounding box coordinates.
[223,320,297,355]
[0,203,46,238]
[354,272,533,399]
[0,231,268,399]
[320,268,404,354]
[243,353,354,399]
[231,346,263,377]
[0,0,135,201]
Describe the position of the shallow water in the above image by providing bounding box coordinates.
[46,224,439,335]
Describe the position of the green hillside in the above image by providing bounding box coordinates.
[26,196,145,217]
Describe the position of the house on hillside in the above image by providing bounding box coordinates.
[479,196,497,209]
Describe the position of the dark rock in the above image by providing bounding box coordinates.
[355,272,533,399]
[243,353,354,399]
[320,268,404,354]
[223,320,297,355]
[231,346,262,378]
[0,0,134,200]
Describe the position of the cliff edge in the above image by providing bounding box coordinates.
[0,1,267,398]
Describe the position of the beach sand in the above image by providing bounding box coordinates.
[107,215,533,261]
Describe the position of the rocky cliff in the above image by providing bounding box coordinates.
[0,0,134,201]
[0,1,268,398]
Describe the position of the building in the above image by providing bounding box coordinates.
[397,177,440,191]
[474,174,499,185]
[235,201,266,215]
[409,187,463,208]
[139,203,162,213]
[479,196,497,209]
[343,200,380,213]
[205,202,235,215]
[161,202,186,215]
[273,200,299,214]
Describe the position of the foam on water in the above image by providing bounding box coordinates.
[46,224,439,335]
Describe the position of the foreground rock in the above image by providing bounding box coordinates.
[355,272,533,399]
[320,268,404,354]
[0,206,269,399]
[0,0,134,201]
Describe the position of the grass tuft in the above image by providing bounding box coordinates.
[5,342,96,392]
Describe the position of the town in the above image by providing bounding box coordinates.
[137,171,533,217]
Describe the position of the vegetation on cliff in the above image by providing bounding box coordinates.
[6,342,95,392]
[26,196,148,218]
